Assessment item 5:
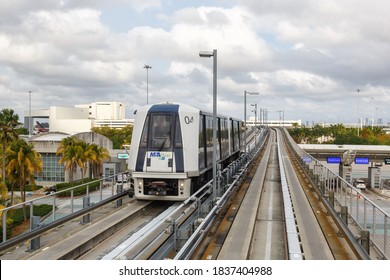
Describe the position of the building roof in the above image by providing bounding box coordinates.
[28,132,70,142]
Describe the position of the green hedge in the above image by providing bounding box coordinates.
[55,178,101,197]
[0,204,52,242]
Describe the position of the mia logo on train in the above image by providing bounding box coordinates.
[148,152,172,160]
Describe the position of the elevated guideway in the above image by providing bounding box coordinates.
[198,129,355,260]
[1,127,388,260]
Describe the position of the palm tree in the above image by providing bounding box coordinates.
[77,141,90,183]
[57,137,110,183]
[57,137,84,185]
[0,109,21,187]
[56,137,78,157]
[6,139,42,217]
[87,143,110,179]
[0,181,7,205]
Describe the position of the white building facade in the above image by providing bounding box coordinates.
[246,116,302,127]
[75,102,126,120]
[25,102,134,134]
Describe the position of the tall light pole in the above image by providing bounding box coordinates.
[276,110,282,126]
[251,103,257,149]
[199,49,217,199]
[28,90,32,136]
[244,90,259,157]
[143,65,152,105]
[263,109,268,127]
[357,89,360,136]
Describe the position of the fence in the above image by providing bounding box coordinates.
[284,129,389,259]
[1,172,130,244]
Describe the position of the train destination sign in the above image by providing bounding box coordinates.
[385,158,390,165]
[355,157,369,164]
[327,157,341,164]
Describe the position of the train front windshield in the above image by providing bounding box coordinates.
[151,115,172,150]
[141,114,175,151]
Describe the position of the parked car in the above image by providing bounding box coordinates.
[116,173,128,183]
[44,186,56,195]
[354,179,366,190]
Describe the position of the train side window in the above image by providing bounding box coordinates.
[140,116,149,148]
[221,118,229,158]
[234,121,240,151]
[230,119,235,151]
[199,115,205,170]
[174,116,182,148]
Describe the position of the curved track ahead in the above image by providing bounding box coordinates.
[195,129,358,260]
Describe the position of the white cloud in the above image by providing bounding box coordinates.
[1,0,390,124]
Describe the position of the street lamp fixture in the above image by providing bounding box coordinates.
[244,90,259,157]
[199,49,217,199]
[143,65,152,105]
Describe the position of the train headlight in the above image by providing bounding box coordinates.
[180,182,184,190]
[138,181,142,189]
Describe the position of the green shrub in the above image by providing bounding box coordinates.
[55,178,101,197]
[0,204,52,242]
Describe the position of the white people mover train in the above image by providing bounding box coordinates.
[128,102,242,201]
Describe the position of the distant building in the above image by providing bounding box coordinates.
[24,102,134,134]
[28,132,128,187]
[75,101,126,120]
[246,116,301,127]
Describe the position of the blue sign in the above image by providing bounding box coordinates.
[303,156,312,163]
[327,157,341,164]
[355,157,369,164]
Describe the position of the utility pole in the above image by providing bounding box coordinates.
[143,65,152,105]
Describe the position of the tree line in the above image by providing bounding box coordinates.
[288,124,390,145]
[0,108,111,221]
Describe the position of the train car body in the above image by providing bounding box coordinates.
[128,102,242,201]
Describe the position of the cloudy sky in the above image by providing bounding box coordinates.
[1,0,390,125]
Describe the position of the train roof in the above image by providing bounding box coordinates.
[134,102,242,121]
